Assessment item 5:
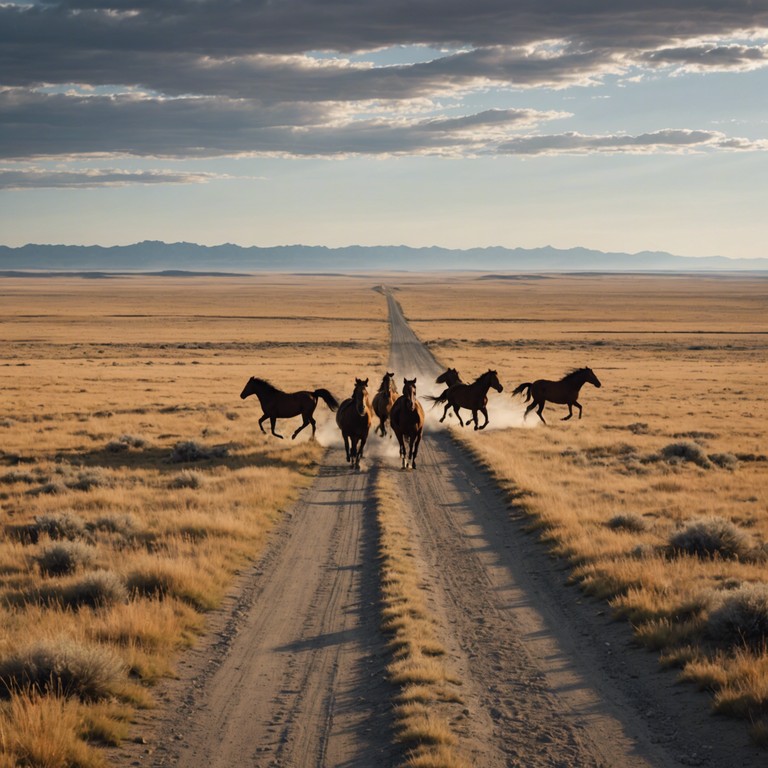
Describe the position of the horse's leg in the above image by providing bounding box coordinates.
[411,432,422,469]
[562,404,573,421]
[575,401,583,419]
[270,417,284,439]
[309,416,317,439]
[524,402,536,421]
[536,402,547,425]
[258,414,269,434]
[343,434,351,462]
[440,403,450,423]
[472,409,480,430]
[478,406,489,430]
[398,435,406,469]
[291,416,311,439]
[358,433,368,461]
[453,405,465,427]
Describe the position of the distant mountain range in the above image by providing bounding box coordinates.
[1,241,767,272]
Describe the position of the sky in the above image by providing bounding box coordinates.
[2,1,768,259]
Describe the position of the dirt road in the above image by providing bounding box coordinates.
[130,290,759,767]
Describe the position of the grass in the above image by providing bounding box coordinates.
[0,274,388,766]
[373,469,470,768]
[398,273,768,744]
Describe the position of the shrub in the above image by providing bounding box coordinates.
[606,514,648,533]
[106,434,147,453]
[707,584,768,649]
[34,542,96,576]
[68,469,111,492]
[88,514,136,535]
[669,516,753,561]
[0,639,124,701]
[659,441,712,469]
[33,512,86,541]
[169,470,202,489]
[31,571,128,611]
[170,441,229,463]
[708,453,740,470]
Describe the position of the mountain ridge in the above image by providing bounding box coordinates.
[1,242,766,271]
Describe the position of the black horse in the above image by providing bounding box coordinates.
[240,377,338,439]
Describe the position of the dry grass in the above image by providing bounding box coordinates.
[397,273,768,743]
[374,469,470,768]
[0,275,388,765]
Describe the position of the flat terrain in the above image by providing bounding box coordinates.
[1,274,766,767]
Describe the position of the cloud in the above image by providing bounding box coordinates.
[0,91,565,159]
[496,129,768,155]
[3,2,768,165]
[0,167,227,189]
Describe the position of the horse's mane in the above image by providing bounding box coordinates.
[561,367,590,384]
[473,369,497,384]
[377,374,395,393]
[249,377,284,396]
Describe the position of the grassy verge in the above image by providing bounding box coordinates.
[372,467,470,768]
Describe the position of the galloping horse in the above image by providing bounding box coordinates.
[435,367,465,424]
[372,372,398,437]
[336,378,373,469]
[390,378,425,470]
[426,370,503,430]
[240,377,338,439]
[512,367,602,424]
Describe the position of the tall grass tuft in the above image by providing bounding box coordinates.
[0,639,125,701]
[0,691,104,768]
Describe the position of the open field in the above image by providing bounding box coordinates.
[397,273,768,742]
[0,276,387,766]
[1,273,767,766]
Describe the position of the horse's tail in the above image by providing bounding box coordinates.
[423,389,449,408]
[512,382,532,401]
[314,388,339,412]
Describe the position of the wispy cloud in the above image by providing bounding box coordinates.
[0,167,228,189]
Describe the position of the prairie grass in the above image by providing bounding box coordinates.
[374,469,470,768]
[0,275,387,765]
[398,274,768,743]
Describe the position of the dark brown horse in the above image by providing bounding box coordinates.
[512,367,602,424]
[426,370,503,430]
[336,378,373,469]
[390,378,425,470]
[435,367,465,424]
[372,371,398,437]
[240,377,338,439]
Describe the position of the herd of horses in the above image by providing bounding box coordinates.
[240,366,602,470]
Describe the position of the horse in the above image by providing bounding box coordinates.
[390,378,425,470]
[512,367,602,424]
[372,372,398,437]
[336,378,373,469]
[426,370,503,430]
[240,377,339,439]
[435,367,466,424]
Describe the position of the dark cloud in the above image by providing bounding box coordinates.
[0,91,561,159]
[3,1,768,163]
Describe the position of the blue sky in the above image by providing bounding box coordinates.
[2,1,768,259]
